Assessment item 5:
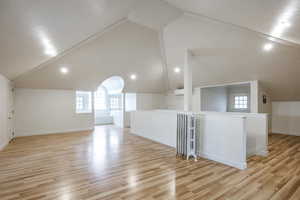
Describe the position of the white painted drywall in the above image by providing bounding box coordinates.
[164,89,200,112]
[124,93,165,127]
[131,110,248,169]
[136,93,165,110]
[165,93,184,110]
[15,88,94,137]
[198,113,247,169]
[272,101,300,136]
[0,74,13,150]
[201,86,227,112]
[131,110,177,147]
[124,93,137,128]
[244,113,268,156]
[125,93,137,111]
[258,85,272,130]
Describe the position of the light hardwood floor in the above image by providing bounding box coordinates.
[1,126,300,200]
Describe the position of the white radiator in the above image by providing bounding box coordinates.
[176,113,200,160]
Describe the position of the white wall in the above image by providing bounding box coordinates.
[164,89,201,112]
[124,93,137,128]
[258,85,272,131]
[272,101,300,136]
[131,110,249,169]
[245,113,268,156]
[165,93,184,110]
[131,110,177,147]
[124,93,165,127]
[136,93,165,110]
[0,74,13,150]
[201,87,227,112]
[125,93,137,111]
[15,89,94,137]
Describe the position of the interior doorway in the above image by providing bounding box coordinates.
[94,76,124,127]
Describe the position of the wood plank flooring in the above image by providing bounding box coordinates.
[0,126,300,200]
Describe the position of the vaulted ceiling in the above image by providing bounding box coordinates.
[0,0,300,100]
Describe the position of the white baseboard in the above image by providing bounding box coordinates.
[200,152,247,170]
[256,149,268,156]
[247,147,257,157]
[271,131,300,136]
[247,148,268,157]
[15,127,94,137]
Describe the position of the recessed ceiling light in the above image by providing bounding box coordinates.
[60,67,69,74]
[263,43,274,51]
[174,67,181,73]
[45,49,57,57]
[130,74,137,80]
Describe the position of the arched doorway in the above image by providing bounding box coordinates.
[94,76,124,127]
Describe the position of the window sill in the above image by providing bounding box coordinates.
[76,111,92,114]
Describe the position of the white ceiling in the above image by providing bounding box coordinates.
[166,0,300,45]
[128,0,182,30]
[1,0,300,100]
[0,0,137,79]
[164,14,300,101]
[14,21,165,93]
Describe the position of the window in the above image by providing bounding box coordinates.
[234,95,248,109]
[76,91,92,113]
[76,96,84,110]
[109,95,121,110]
[94,86,107,110]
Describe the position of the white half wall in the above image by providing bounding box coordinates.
[131,110,248,169]
[0,74,13,150]
[15,89,94,137]
[272,101,300,136]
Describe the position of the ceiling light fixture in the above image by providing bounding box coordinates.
[36,28,58,57]
[130,74,137,80]
[174,67,181,73]
[280,20,291,27]
[263,43,274,51]
[60,67,69,74]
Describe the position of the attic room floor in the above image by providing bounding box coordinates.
[0,126,300,200]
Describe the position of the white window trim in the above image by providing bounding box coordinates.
[94,86,109,111]
[109,94,122,111]
[76,91,92,114]
[230,93,249,111]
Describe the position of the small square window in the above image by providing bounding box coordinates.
[234,95,248,110]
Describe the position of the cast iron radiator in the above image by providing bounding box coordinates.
[176,113,200,160]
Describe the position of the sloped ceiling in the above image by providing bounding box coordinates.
[0,0,137,79]
[128,0,182,30]
[164,14,300,101]
[14,21,165,93]
[166,0,300,45]
[1,0,300,100]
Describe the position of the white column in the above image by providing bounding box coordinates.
[122,93,126,128]
[184,50,193,111]
[250,80,258,113]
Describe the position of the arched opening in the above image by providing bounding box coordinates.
[94,76,125,127]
